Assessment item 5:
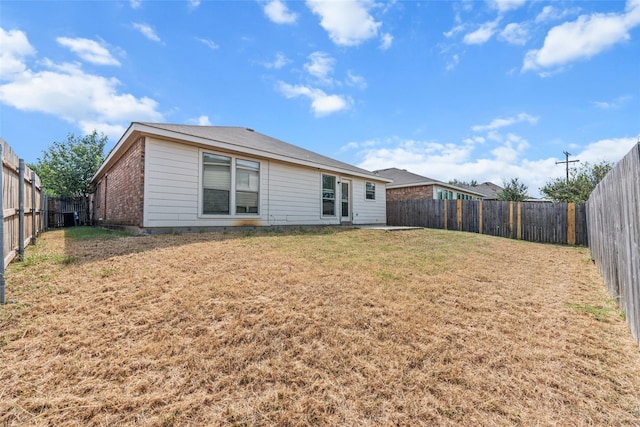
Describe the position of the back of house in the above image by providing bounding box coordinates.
[91,122,390,233]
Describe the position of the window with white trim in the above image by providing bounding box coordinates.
[436,188,454,200]
[236,159,260,214]
[365,182,376,200]
[322,174,336,216]
[203,153,231,214]
[202,152,260,215]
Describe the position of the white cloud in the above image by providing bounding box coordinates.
[490,134,530,163]
[355,138,475,175]
[198,38,219,50]
[188,115,212,126]
[347,132,638,198]
[263,52,290,69]
[304,51,335,85]
[56,37,121,66]
[276,81,351,116]
[576,136,638,164]
[78,121,127,140]
[380,32,393,50]
[189,0,201,9]
[471,113,538,132]
[523,1,640,73]
[444,24,466,38]
[0,29,163,142]
[446,53,460,71]
[592,95,632,109]
[499,22,529,45]
[0,28,36,79]
[130,0,142,9]
[535,5,578,24]
[463,19,500,45]
[132,23,161,42]
[488,0,527,13]
[350,136,550,197]
[306,0,382,46]
[262,0,298,24]
[346,70,367,90]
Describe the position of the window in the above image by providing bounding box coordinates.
[365,182,376,200]
[322,174,336,216]
[236,159,260,214]
[203,153,231,214]
[437,189,454,200]
[202,152,261,215]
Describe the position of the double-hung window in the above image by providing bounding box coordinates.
[203,153,231,214]
[365,182,376,200]
[202,152,260,215]
[236,159,260,214]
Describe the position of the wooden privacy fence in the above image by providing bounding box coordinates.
[587,142,640,345]
[48,197,90,228]
[387,199,587,246]
[1,139,47,304]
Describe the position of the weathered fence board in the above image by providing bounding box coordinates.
[1,138,46,304]
[387,199,587,246]
[587,142,640,345]
[48,197,90,228]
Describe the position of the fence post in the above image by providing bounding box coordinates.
[0,144,5,304]
[31,171,36,245]
[509,201,514,239]
[517,202,522,240]
[478,200,483,235]
[18,159,25,261]
[567,202,576,245]
[443,200,448,230]
[43,191,48,232]
[457,199,462,231]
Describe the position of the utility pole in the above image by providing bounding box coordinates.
[556,151,580,183]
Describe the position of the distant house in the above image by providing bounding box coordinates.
[455,181,504,200]
[91,122,390,233]
[373,168,486,201]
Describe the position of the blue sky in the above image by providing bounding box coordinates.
[1,0,639,197]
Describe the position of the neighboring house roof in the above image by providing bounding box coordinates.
[373,167,486,198]
[94,122,391,183]
[373,167,441,187]
[456,182,504,200]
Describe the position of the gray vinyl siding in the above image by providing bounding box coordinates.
[352,179,387,225]
[266,160,335,226]
[142,137,386,228]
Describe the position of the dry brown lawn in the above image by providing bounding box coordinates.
[1,226,639,426]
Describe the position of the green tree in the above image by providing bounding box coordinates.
[497,178,529,202]
[449,179,478,186]
[539,161,613,202]
[28,131,107,197]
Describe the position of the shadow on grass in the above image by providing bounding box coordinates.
[62,225,354,265]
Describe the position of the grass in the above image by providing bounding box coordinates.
[64,225,131,240]
[1,227,639,426]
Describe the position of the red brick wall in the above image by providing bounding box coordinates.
[386,185,434,201]
[95,137,145,227]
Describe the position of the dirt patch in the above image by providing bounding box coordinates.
[2,227,639,426]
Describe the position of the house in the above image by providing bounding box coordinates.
[455,181,504,200]
[373,168,486,201]
[91,122,390,233]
